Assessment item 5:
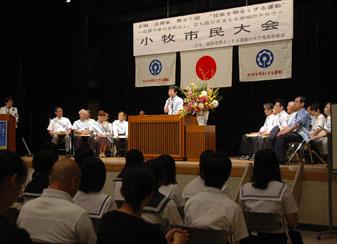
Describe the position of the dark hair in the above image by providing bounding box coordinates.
[118,149,144,178]
[54,106,62,112]
[121,165,155,210]
[263,102,274,110]
[251,149,282,190]
[295,96,307,107]
[275,99,285,109]
[79,156,106,193]
[146,159,164,189]
[203,152,232,189]
[157,154,177,185]
[0,150,27,184]
[199,150,217,179]
[310,103,320,112]
[74,144,95,166]
[168,85,178,93]
[32,148,58,174]
[39,141,58,157]
[97,110,106,116]
[4,96,13,103]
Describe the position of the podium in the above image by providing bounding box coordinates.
[128,115,197,160]
[0,114,16,152]
[186,125,216,161]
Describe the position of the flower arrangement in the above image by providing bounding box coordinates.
[179,81,221,117]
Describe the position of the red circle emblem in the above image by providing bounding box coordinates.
[195,55,217,80]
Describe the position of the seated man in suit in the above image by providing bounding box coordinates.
[240,102,275,160]
[274,96,312,164]
[47,106,72,155]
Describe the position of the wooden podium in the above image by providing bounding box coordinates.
[186,125,216,161]
[128,115,197,160]
[0,114,16,152]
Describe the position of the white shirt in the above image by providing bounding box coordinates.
[47,117,72,133]
[0,106,19,123]
[92,121,111,137]
[73,191,116,219]
[164,96,184,115]
[112,120,128,138]
[274,110,289,129]
[17,188,96,244]
[72,119,93,133]
[159,184,185,208]
[324,115,331,132]
[184,187,249,241]
[287,112,297,127]
[111,178,124,202]
[259,114,276,133]
[311,114,326,133]
[142,197,183,227]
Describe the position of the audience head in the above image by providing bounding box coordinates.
[294,96,307,111]
[118,111,126,121]
[39,141,58,158]
[4,96,14,107]
[49,158,81,198]
[287,101,295,114]
[54,106,63,118]
[157,154,177,185]
[252,149,282,190]
[78,109,88,120]
[324,102,331,116]
[121,165,155,212]
[32,148,58,174]
[202,151,232,189]
[0,150,27,214]
[273,99,285,114]
[119,149,144,178]
[168,85,179,98]
[79,157,106,193]
[263,103,274,116]
[199,149,216,179]
[146,159,164,190]
[310,103,321,116]
[74,144,95,166]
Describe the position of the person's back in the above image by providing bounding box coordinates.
[0,150,31,244]
[17,158,96,244]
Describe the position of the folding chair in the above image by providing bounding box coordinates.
[186,227,234,244]
[286,139,313,164]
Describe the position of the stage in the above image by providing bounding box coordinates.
[22,156,330,182]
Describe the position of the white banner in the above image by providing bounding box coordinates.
[239,39,292,82]
[180,47,232,88]
[134,0,293,56]
[135,53,176,87]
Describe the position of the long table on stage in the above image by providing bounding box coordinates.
[128,115,197,160]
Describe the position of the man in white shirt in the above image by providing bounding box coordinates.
[184,152,248,244]
[17,158,96,244]
[47,106,72,154]
[311,102,331,156]
[164,85,183,115]
[309,103,326,137]
[286,101,297,128]
[0,96,19,126]
[240,103,275,160]
[72,109,94,151]
[273,99,289,129]
[112,111,128,157]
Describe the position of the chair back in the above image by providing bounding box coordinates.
[243,211,284,233]
[186,227,233,244]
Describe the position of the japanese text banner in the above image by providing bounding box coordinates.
[133,0,293,56]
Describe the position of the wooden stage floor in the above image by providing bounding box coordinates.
[22,156,330,182]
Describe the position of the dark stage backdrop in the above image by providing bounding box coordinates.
[1,0,336,154]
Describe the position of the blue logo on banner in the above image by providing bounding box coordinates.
[149,59,162,75]
[256,49,274,68]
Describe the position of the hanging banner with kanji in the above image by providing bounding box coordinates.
[133,0,293,56]
[180,47,232,88]
[239,39,292,82]
[135,52,176,87]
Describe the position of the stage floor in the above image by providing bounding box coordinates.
[22,156,330,181]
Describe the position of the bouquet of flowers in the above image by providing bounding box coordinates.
[179,81,221,117]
